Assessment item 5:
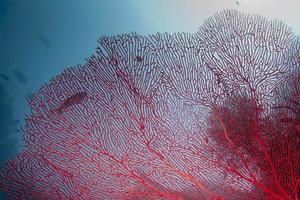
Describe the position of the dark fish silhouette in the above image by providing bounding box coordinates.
[0,73,10,82]
[9,119,20,126]
[135,55,143,62]
[38,35,51,48]
[14,128,21,133]
[235,1,240,5]
[51,91,88,114]
[13,69,27,84]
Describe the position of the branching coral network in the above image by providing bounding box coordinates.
[0,10,299,200]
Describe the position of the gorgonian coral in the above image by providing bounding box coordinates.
[0,10,299,200]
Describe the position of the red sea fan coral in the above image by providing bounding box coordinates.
[0,10,299,200]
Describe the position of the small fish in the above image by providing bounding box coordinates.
[135,56,143,62]
[14,128,21,133]
[13,69,27,84]
[38,35,51,48]
[235,1,240,5]
[51,91,88,114]
[0,73,10,82]
[9,119,20,126]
